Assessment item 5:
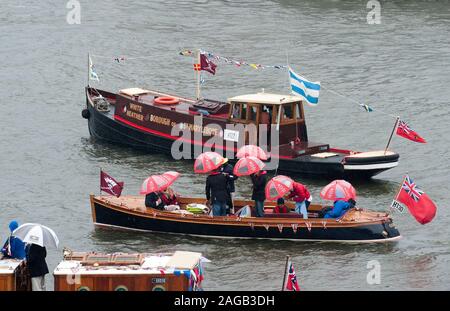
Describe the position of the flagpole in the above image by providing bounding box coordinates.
[196,49,201,100]
[395,173,407,201]
[388,174,406,214]
[384,116,400,155]
[99,167,102,195]
[281,255,290,291]
[87,52,90,88]
[285,50,291,94]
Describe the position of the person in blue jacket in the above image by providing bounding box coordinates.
[1,220,26,259]
[324,200,351,219]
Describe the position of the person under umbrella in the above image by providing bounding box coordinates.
[206,161,230,216]
[319,180,357,219]
[287,182,312,219]
[1,220,26,259]
[141,175,170,210]
[26,243,49,291]
[12,223,59,291]
[220,158,238,214]
[250,169,268,217]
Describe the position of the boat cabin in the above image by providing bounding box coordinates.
[54,250,206,291]
[90,86,330,158]
[227,92,308,145]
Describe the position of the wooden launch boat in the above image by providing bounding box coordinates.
[0,258,31,291]
[54,250,206,291]
[90,195,401,243]
[83,87,399,179]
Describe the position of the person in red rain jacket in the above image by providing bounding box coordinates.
[287,182,311,219]
[274,198,289,214]
[160,187,178,206]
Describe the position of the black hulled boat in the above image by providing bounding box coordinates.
[90,195,401,243]
[83,87,399,179]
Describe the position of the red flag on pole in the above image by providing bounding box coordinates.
[285,262,300,291]
[396,119,426,143]
[100,170,124,197]
[395,175,436,224]
[200,53,217,75]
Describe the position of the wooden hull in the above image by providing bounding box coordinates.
[85,93,399,179]
[90,196,401,243]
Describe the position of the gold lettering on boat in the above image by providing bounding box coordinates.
[129,103,143,113]
[149,115,219,136]
[150,115,171,126]
[126,110,144,121]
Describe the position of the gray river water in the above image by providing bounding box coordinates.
[1,0,449,290]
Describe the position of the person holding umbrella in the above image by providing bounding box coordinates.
[320,180,357,219]
[141,175,171,210]
[250,170,267,217]
[194,152,230,217]
[26,243,49,291]
[206,162,230,216]
[220,158,238,214]
[233,156,267,217]
[286,182,311,219]
[12,223,59,291]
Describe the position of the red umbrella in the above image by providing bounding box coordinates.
[265,175,294,201]
[233,156,265,176]
[236,145,268,160]
[140,175,170,194]
[320,180,356,201]
[161,171,180,187]
[194,152,225,174]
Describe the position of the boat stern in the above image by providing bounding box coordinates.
[342,150,399,178]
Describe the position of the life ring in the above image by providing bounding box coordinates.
[154,96,179,105]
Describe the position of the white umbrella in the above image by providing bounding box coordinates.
[12,223,59,248]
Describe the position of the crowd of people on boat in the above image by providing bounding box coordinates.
[144,158,357,219]
[1,221,49,291]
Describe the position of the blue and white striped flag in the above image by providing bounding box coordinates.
[289,67,320,106]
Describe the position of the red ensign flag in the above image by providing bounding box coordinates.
[285,262,300,291]
[396,175,436,225]
[396,120,426,143]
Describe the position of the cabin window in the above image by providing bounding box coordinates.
[248,105,258,122]
[241,103,248,120]
[282,103,294,121]
[231,102,242,119]
[261,105,273,124]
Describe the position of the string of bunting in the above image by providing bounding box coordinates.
[89,52,415,127]
[179,49,288,70]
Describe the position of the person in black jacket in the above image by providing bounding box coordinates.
[206,168,229,216]
[145,192,165,210]
[220,159,238,214]
[26,243,49,291]
[250,170,267,217]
